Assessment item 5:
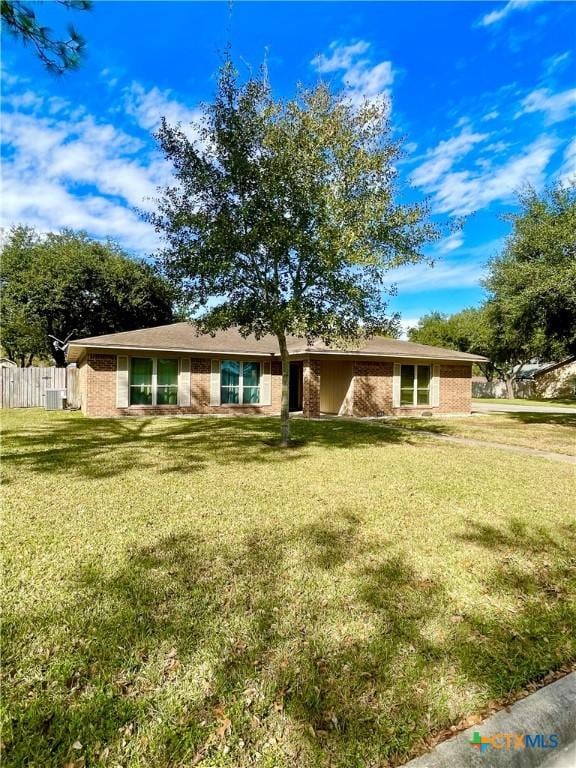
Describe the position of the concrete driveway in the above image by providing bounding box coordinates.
[472,402,576,415]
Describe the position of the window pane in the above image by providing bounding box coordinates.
[130,385,152,405]
[157,358,178,386]
[131,358,152,386]
[400,388,414,406]
[243,386,260,404]
[221,360,240,387]
[243,362,260,387]
[400,365,415,405]
[130,358,153,405]
[417,389,430,405]
[401,365,415,388]
[157,386,178,405]
[221,386,239,404]
[417,366,431,388]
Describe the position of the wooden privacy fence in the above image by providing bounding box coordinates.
[472,379,536,399]
[0,367,80,409]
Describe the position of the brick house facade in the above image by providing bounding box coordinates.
[68,324,482,418]
[78,351,472,418]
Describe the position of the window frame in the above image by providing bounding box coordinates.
[220,360,261,406]
[400,363,431,407]
[129,357,179,407]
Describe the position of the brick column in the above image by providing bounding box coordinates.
[303,358,320,418]
[86,353,116,416]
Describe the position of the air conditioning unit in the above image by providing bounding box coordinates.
[45,389,67,410]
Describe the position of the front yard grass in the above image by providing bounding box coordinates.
[395,412,576,456]
[2,409,575,768]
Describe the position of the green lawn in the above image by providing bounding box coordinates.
[2,409,575,768]
[396,412,576,456]
[473,397,576,408]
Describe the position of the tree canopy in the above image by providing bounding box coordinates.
[408,307,495,377]
[484,182,576,362]
[1,0,91,73]
[410,182,576,394]
[0,227,176,366]
[149,61,439,443]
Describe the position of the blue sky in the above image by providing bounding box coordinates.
[2,1,575,332]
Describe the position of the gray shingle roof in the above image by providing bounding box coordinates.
[67,322,488,363]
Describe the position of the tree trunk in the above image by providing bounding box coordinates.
[52,345,67,368]
[277,332,291,447]
[504,373,515,399]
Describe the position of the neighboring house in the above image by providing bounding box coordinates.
[66,322,487,418]
[472,358,576,400]
[531,357,576,399]
[0,358,17,368]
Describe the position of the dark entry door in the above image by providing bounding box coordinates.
[289,362,303,412]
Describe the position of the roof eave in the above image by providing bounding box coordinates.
[68,342,487,364]
[66,342,277,361]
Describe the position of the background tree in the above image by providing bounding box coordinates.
[1,0,91,73]
[409,308,495,379]
[409,182,576,397]
[484,182,576,363]
[149,61,439,445]
[0,226,176,366]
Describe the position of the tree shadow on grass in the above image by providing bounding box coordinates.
[452,518,576,697]
[4,516,574,767]
[3,518,449,767]
[504,412,576,427]
[1,413,417,480]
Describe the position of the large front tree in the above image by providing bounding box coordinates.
[149,62,439,444]
[0,227,175,366]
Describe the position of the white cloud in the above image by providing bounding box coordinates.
[517,87,576,124]
[410,127,488,188]
[311,40,394,112]
[544,51,571,77]
[124,82,202,141]
[482,110,500,122]
[312,41,370,74]
[2,109,168,211]
[477,0,540,28]
[411,123,557,215]
[435,233,464,254]
[442,137,555,215]
[0,77,175,252]
[1,176,157,251]
[389,259,487,293]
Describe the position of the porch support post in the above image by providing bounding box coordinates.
[303,357,320,418]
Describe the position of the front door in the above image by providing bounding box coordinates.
[289,362,303,412]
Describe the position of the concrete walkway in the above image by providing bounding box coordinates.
[473,403,576,415]
[402,673,576,768]
[539,740,576,768]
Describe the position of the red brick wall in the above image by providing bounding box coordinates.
[437,364,472,414]
[82,353,472,418]
[352,361,472,417]
[303,358,321,418]
[353,361,394,416]
[82,353,282,417]
[83,354,116,416]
